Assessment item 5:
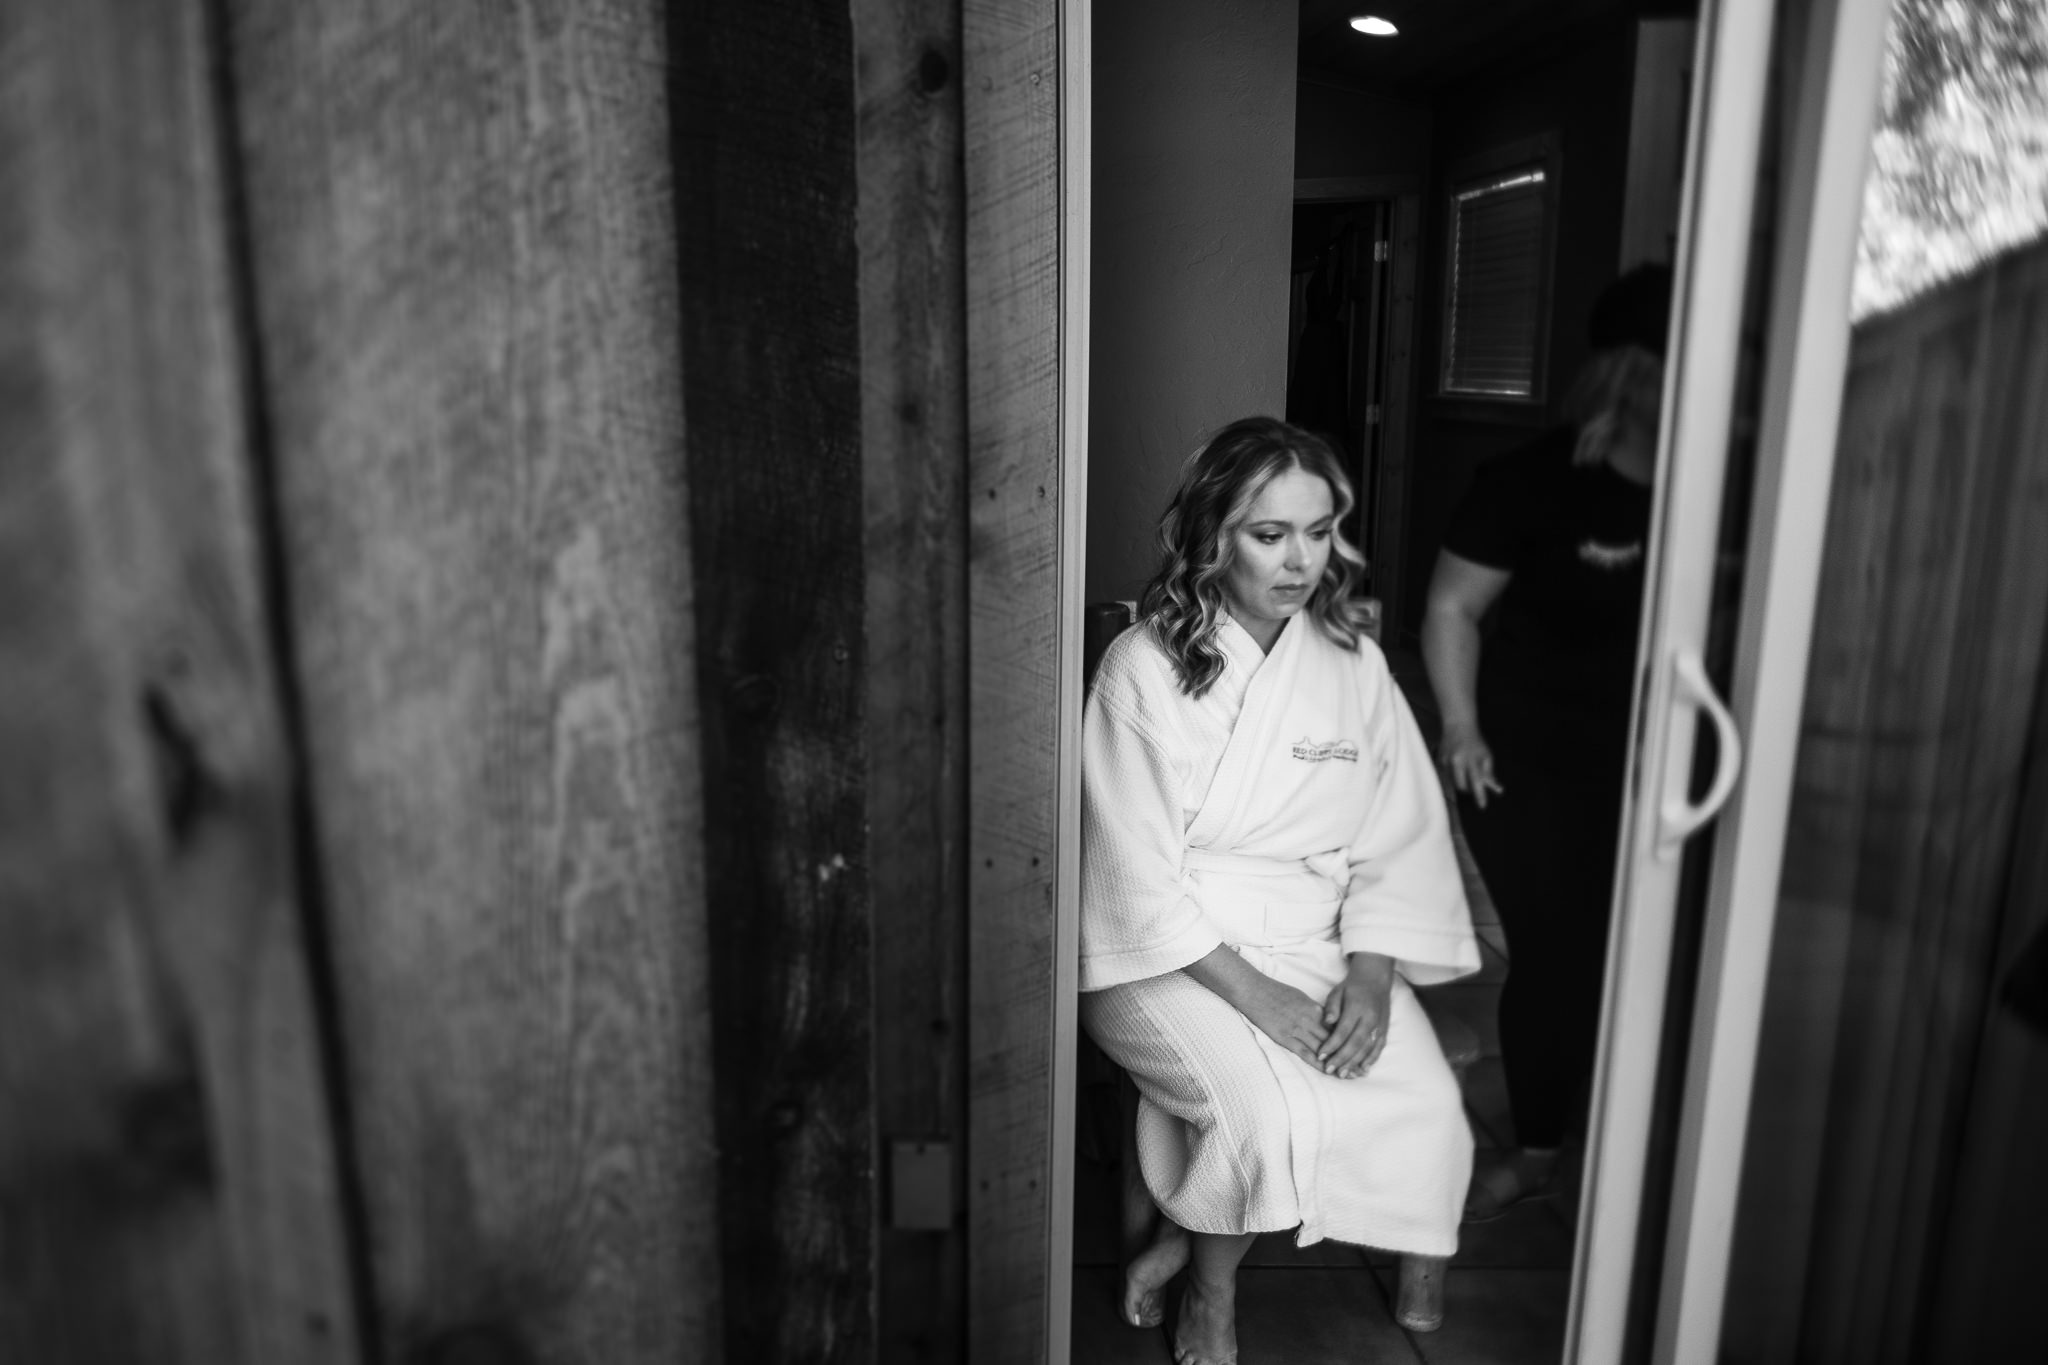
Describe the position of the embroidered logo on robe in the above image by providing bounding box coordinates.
[1291,737,1360,763]
[1578,538,1644,570]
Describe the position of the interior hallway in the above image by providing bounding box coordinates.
[1071,645,1575,1364]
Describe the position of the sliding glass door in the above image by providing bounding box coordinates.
[1572,0,1897,1360]
[1048,0,2011,1359]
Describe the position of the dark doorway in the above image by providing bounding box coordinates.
[1288,198,1394,591]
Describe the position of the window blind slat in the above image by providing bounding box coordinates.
[1444,160,1548,398]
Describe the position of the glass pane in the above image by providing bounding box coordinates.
[1721,0,2048,1358]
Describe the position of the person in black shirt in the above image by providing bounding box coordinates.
[1421,265,1672,1220]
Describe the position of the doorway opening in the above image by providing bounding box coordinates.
[1288,198,1392,581]
[1285,187,1424,642]
[1068,1,1705,1361]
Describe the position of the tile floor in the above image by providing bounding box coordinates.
[1071,657,1579,1362]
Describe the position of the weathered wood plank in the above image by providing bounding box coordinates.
[220,3,721,1358]
[668,1,876,1360]
[853,0,971,1356]
[962,0,1064,1357]
[0,0,360,1358]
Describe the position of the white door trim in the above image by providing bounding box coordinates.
[1047,0,1091,1359]
[1651,1,1892,1358]
[1567,0,1779,1359]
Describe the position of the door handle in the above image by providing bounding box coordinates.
[1656,648,1744,860]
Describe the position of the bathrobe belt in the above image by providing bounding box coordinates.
[1181,845,1352,888]
[1180,846,1353,946]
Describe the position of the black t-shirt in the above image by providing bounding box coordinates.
[1441,426,1652,772]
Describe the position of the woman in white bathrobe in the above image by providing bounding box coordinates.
[1081,417,1480,1363]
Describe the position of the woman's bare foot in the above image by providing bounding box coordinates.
[1122,1220,1190,1328]
[1171,1274,1239,1365]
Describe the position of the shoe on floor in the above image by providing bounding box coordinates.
[1463,1150,1560,1223]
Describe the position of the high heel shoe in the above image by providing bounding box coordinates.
[1396,1253,1446,1333]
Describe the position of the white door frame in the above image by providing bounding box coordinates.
[1571,0,1893,1360]
[1046,0,1092,1355]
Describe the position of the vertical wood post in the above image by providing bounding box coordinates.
[669,1,876,1359]
[0,1,361,1358]
[219,3,722,1359]
[853,0,972,1357]
[962,0,1066,1357]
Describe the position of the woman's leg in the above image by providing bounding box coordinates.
[1176,1230,1256,1365]
[1122,1214,1188,1328]
[1081,976,1302,1235]
[1458,750,1622,1202]
[1084,976,1292,1332]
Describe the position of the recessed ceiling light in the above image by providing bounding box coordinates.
[1350,15,1398,36]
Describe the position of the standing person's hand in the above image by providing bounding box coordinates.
[1440,719,1504,809]
[1238,976,1333,1070]
[1320,952,1396,1078]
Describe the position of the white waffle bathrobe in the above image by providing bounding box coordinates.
[1080,613,1480,1255]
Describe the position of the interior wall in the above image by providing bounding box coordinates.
[1085,0,1300,605]
[1294,75,1431,180]
[1401,22,1637,641]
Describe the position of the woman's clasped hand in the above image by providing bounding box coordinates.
[1237,973,1334,1069]
[1234,955,1391,1080]
[1318,952,1396,1079]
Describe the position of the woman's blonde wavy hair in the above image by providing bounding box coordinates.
[1138,417,1374,698]
[1564,342,1665,469]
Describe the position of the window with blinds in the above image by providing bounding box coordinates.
[1441,166,1550,398]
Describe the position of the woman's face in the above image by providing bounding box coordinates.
[1220,466,1335,643]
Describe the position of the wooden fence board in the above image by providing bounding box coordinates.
[962,0,1064,1358]
[668,1,876,1359]
[1928,571,2048,1363]
[0,0,360,1358]
[853,0,972,1357]
[1740,238,2048,1363]
[1810,296,1983,1356]
[1730,231,1920,1362]
[1872,264,2048,1357]
[220,3,721,1358]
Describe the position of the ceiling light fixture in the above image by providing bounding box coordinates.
[1349,15,1398,36]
